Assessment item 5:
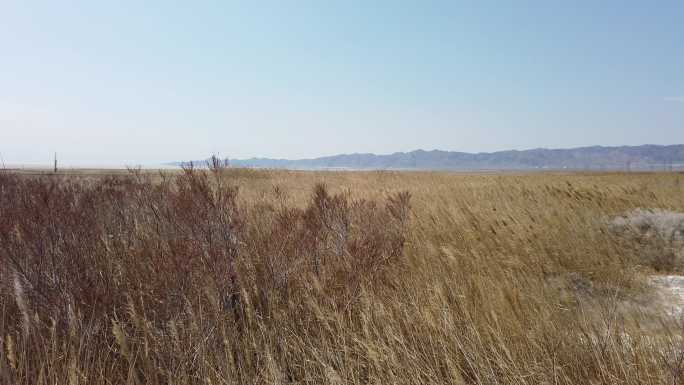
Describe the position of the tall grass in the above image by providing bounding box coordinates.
[1,168,684,384]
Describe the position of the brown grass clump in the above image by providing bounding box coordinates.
[1,168,684,384]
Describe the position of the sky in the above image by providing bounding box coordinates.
[1,1,683,166]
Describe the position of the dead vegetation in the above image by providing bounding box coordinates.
[611,208,684,272]
[1,168,684,384]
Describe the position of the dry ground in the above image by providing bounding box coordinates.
[1,168,684,384]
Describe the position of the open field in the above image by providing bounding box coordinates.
[1,167,684,384]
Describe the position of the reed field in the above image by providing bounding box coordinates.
[1,166,684,384]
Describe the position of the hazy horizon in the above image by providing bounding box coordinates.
[2,1,683,166]
[4,144,684,170]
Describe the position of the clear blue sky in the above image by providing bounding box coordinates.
[1,1,683,165]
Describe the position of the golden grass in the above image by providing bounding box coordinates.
[1,168,684,384]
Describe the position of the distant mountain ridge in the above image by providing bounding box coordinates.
[173,145,684,171]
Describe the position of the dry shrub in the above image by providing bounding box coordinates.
[611,209,684,272]
[243,184,409,313]
[0,167,410,384]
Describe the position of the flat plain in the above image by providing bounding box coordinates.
[1,168,684,384]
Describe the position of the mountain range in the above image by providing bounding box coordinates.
[173,144,684,171]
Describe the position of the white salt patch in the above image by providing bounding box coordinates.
[650,275,684,317]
